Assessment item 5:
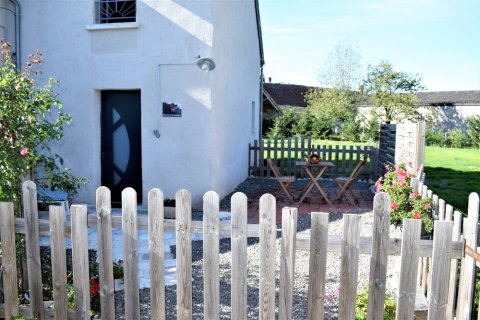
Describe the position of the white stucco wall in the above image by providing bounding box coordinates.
[0,0,16,49]
[210,0,261,199]
[19,0,260,206]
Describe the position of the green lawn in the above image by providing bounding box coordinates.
[424,146,480,214]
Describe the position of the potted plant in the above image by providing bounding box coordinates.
[375,162,433,234]
[112,259,124,291]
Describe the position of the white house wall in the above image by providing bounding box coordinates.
[0,0,16,49]
[19,0,228,205]
[210,0,261,198]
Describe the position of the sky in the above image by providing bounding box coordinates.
[258,0,480,92]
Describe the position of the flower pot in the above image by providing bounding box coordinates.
[164,206,175,219]
[114,278,124,292]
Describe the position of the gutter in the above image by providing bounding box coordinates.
[9,0,20,67]
[254,0,264,66]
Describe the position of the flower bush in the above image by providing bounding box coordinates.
[113,259,124,279]
[375,162,433,232]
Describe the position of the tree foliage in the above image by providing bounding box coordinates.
[318,41,362,90]
[361,61,425,123]
[0,40,85,206]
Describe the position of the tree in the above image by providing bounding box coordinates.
[318,41,362,90]
[361,61,425,123]
[0,40,85,207]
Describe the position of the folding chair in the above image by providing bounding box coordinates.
[267,159,295,203]
[333,159,366,206]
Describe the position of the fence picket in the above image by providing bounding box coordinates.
[71,204,90,320]
[231,192,248,319]
[446,211,462,320]
[49,206,68,320]
[279,207,297,320]
[396,219,421,319]
[367,193,391,319]
[253,140,258,176]
[148,188,166,320]
[432,194,439,219]
[445,204,453,221]
[0,202,19,319]
[203,191,220,319]
[96,187,115,319]
[267,139,272,177]
[456,193,480,320]
[293,137,299,177]
[259,194,276,320]
[176,189,193,320]
[438,198,446,221]
[22,181,44,320]
[428,220,453,319]
[339,214,361,320]
[341,145,346,173]
[122,188,140,320]
[307,212,329,320]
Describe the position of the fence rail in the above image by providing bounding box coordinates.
[0,181,478,319]
[248,137,378,179]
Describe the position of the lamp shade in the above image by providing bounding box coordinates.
[196,57,215,71]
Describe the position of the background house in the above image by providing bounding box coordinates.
[263,82,480,130]
[2,0,264,206]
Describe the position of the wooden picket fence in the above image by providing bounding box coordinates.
[0,180,479,319]
[248,137,378,179]
[413,178,480,319]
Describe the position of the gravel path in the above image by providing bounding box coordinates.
[114,210,402,319]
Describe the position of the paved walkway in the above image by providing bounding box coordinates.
[224,178,374,224]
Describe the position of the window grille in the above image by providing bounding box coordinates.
[95,0,136,24]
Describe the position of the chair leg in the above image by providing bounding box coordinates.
[334,182,349,203]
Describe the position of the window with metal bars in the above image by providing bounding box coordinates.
[95,0,136,24]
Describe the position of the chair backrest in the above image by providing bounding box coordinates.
[349,159,366,180]
[267,158,283,178]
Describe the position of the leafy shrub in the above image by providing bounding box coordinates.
[447,129,464,148]
[425,129,446,146]
[266,109,298,137]
[466,115,480,148]
[292,111,313,136]
[355,286,396,320]
[375,162,433,232]
[341,117,362,142]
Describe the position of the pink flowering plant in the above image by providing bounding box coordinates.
[375,162,433,232]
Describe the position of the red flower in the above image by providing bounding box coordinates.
[411,191,420,198]
[412,211,421,219]
[391,202,399,210]
[90,278,100,296]
[401,181,407,188]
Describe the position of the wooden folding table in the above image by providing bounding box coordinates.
[296,161,335,205]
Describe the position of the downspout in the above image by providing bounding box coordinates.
[258,66,263,142]
[9,0,20,67]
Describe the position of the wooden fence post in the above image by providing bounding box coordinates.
[96,187,115,319]
[396,219,421,319]
[0,202,19,319]
[367,192,391,319]
[446,211,462,320]
[49,205,68,320]
[71,204,90,320]
[307,212,329,320]
[22,181,44,320]
[122,188,140,320]
[148,188,166,320]
[259,194,276,320]
[339,214,361,320]
[427,220,453,319]
[231,192,248,319]
[456,193,479,320]
[203,191,220,319]
[279,207,297,320]
[176,189,192,320]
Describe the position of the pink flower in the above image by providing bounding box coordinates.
[401,181,407,188]
[408,161,413,167]
[423,202,430,209]
[20,147,28,156]
[325,292,333,301]
[411,191,420,198]
[391,202,399,210]
[412,211,421,219]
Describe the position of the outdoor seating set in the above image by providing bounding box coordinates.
[267,157,366,206]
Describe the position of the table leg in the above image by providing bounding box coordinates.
[298,167,332,204]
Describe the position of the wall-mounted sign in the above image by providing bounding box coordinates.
[162,102,182,117]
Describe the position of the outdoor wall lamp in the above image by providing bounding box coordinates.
[196,57,216,72]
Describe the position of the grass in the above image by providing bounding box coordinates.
[424,146,480,214]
